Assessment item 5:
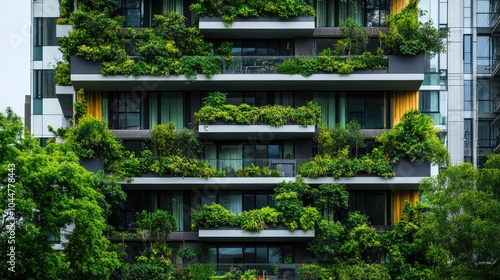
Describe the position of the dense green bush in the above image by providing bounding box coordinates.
[195,92,322,127]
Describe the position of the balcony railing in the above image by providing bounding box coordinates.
[210,263,300,280]
[202,159,296,177]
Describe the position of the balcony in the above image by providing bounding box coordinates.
[198,16,315,38]
[70,55,424,92]
[198,227,314,241]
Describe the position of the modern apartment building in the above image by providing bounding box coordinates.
[27,0,464,276]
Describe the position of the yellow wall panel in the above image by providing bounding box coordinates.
[77,91,102,119]
[392,0,411,14]
[393,190,420,224]
[393,91,418,125]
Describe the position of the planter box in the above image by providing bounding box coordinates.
[199,226,314,241]
[199,16,315,38]
[198,124,315,140]
[393,158,431,177]
[388,54,425,74]
[79,158,104,173]
[71,56,102,75]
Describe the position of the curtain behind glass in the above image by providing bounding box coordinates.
[172,192,184,231]
[340,0,364,25]
[220,191,242,215]
[164,0,183,14]
[161,92,183,129]
[313,92,336,128]
[220,145,243,172]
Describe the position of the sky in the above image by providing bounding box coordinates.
[0,0,31,121]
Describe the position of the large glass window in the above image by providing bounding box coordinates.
[478,121,493,148]
[346,92,387,129]
[33,18,57,46]
[33,70,56,99]
[202,191,275,214]
[477,36,491,75]
[315,0,389,27]
[205,142,294,173]
[207,244,293,269]
[116,190,185,231]
[108,92,142,129]
[348,190,389,226]
[420,91,442,125]
[477,79,493,113]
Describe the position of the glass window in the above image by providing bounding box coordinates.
[478,121,492,148]
[219,246,243,264]
[477,79,493,113]
[477,36,491,75]
[346,92,387,129]
[219,191,243,215]
[349,191,388,226]
[315,0,335,27]
[464,35,472,74]
[33,18,57,46]
[464,118,472,151]
[108,92,142,129]
[464,81,472,111]
[339,0,364,25]
[159,92,184,129]
[33,70,56,98]
[420,91,439,113]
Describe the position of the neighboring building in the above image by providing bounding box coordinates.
[28,0,459,276]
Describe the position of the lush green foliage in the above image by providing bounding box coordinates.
[135,210,176,242]
[191,202,240,230]
[189,0,315,25]
[419,161,500,274]
[240,206,280,231]
[0,108,120,279]
[334,19,368,56]
[177,246,197,262]
[195,92,322,127]
[376,109,449,165]
[380,0,447,57]
[277,49,387,76]
[152,122,204,158]
[235,164,282,177]
[64,115,124,172]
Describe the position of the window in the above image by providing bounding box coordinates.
[420,91,442,125]
[206,244,294,270]
[117,190,185,231]
[477,79,493,113]
[464,35,472,74]
[117,0,142,27]
[201,190,275,214]
[149,92,184,129]
[108,92,142,129]
[315,0,389,27]
[204,142,294,173]
[464,80,472,111]
[464,119,472,163]
[33,70,56,98]
[477,36,491,75]
[478,121,492,148]
[33,18,57,46]
[348,191,389,226]
[346,92,388,129]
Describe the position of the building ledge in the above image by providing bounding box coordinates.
[198,124,315,140]
[198,228,314,241]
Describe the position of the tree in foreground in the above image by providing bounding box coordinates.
[0,108,120,279]
[419,154,500,279]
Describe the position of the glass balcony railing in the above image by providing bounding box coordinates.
[202,158,297,177]
[423,112,446,126]
[221,56,288,74]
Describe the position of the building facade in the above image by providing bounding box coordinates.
[28,0,460,276]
